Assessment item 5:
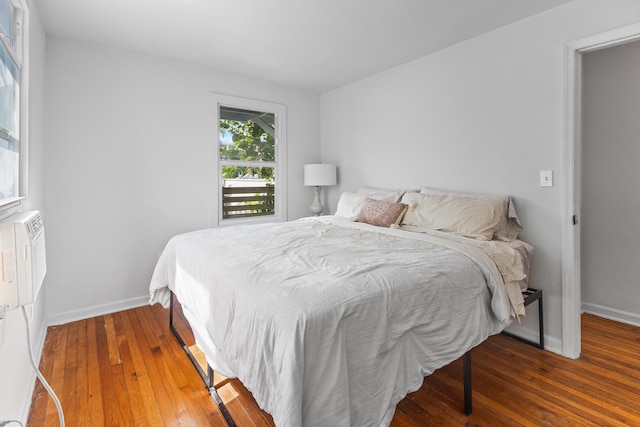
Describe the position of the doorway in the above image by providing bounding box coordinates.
[563,23,640,359]
[581,40,640,325]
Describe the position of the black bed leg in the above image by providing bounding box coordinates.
[538,295,545,350]
[463,351,472,415]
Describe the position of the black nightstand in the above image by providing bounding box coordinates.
[502,288,544,349]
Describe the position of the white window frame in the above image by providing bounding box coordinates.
[213,93,287,226]
[0,0,29,210]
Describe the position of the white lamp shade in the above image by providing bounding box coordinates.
[304,164,337,186]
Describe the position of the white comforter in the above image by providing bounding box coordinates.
[149,217,515,427]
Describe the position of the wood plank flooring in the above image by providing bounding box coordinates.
[27,305,640,426]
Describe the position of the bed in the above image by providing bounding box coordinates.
[149,187,533,427]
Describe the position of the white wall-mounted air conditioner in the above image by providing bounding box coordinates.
[0,211,47,316]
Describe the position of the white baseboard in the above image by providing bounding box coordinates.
[501,323,562,356]
[581,302,640,327]
[47,295,150,327]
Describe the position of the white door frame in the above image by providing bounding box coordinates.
[562,23,640,359]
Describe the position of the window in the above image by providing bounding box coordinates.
[0,0,26,207]
[215,95,287,223]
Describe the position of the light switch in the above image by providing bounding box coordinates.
[540,170,553,187]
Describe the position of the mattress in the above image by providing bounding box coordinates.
[149,216,524,427]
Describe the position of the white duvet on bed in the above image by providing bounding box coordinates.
[149,216,516,427]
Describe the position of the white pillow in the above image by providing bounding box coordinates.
[401,192,505,241]
[357,186,406,203]
[334,192,369,220]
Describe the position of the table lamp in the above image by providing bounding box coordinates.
[303,164,337,215]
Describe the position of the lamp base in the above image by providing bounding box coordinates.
[310,186,323,216]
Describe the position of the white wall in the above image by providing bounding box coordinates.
[320,0,640,354]
[45,38,320,323]
[0,1,48,421]
[581,39,640,325]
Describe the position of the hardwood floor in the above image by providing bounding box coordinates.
[28,305,640,426]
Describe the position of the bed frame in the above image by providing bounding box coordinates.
[169,291,473,426]
[169,294,237,427]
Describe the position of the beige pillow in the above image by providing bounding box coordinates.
[357,198,408,228]
[401,192,504,240]
[420,186,522,241]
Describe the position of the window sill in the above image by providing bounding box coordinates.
[218,213,285,227]
[0,196,23,210]
[0,197,23,217]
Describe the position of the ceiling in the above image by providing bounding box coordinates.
[35,0,574,92]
